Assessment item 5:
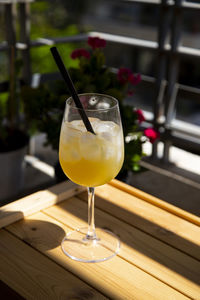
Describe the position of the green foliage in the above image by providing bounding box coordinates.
[123,134,145,172]
[0,93,8,118]
[29,1,80,74]
[30,34,79,74]
[0,0,81,152]
[21,81,67,150]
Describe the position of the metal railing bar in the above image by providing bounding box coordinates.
[178,83,200,95]
[0,33,89,51]
[171,131,200,145]
[164,0,182,122]
[165,83,178,125]
[0,0,33,3]
[123,0,172,5]
[123,0,200,9]
[123,0,161,5]
[31,33,90,47]
[178,46,200,58]
[0,42,28,50]
[0,33,158,51]
[88,31,158,49]
[1,32,200,58]
[169,119,200,139]
[124,0,200,9]
[182,1,200,10]
[140,109,200,142]
[19,1,31,84]
[1,70,200,101]
[0,0,199,161]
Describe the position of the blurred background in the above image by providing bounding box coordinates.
[0,0,199,213]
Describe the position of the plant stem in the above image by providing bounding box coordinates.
[86,187,97,240]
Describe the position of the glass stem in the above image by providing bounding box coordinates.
[86,187,97,240]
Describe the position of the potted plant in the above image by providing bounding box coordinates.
[21,37,160,182]
[0,47,29,201]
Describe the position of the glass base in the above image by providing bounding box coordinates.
[61,227,120,263]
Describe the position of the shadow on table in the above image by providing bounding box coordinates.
[58,190,200,286]
[19,219,66,250]
[5,217,66,251]
[0,209,65,250]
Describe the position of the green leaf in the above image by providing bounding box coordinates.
[132,163,141,172]
[132,154,141,163]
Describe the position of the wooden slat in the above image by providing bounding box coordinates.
[78,183,200,260]
[6,209,192,299]
[0,229,106,300]
[1,179,199,298]
[110,180,200,226]
[0,181,85,229]
[42,197,200,299]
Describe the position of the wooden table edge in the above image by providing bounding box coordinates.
[109,179,200,226]
[0,180,85,229]
[0,179,199,230]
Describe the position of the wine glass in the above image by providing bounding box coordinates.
[59,93,124,262]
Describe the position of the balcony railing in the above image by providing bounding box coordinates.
[0,0,200,163]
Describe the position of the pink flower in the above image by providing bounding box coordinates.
[117,68,132,84]
[128,73,141,85]
[144,128,160,143]
[71,48,90,59]
[88,37,106,50]
[135,109,145,123]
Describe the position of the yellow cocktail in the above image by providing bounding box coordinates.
[59,118,124,187]
[59,93,124,263]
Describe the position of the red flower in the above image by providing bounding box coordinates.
[128,73,141,85]
[144,128,160,143]
[71,48,90,59]
[88,37,106,50]
[117,68,132,84]
[135,109,145,123]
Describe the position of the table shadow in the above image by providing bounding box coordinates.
[61,191,200,286]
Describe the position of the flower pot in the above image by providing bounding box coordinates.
[0,144,27,202]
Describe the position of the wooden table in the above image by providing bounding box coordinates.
[0,179,199,299]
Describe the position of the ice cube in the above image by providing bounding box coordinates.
[99,131,113,143]
[101,143,116,160]
[69,118,101,133]
[60,144,81,162]
[88,117,100,132]
[115,132,124,148]
[61,123,81,143]
[79,132,101,161]
[70,120,86,132]
[95,121,118,137]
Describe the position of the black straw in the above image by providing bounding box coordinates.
[50,46,95,134]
